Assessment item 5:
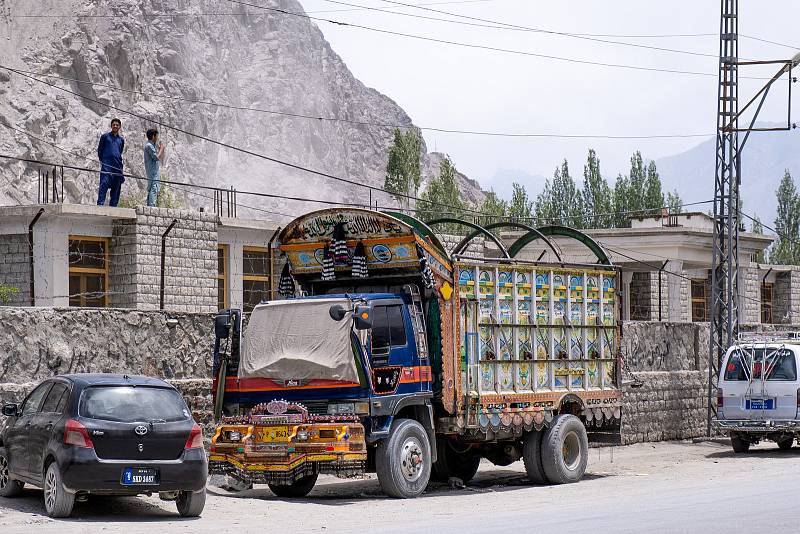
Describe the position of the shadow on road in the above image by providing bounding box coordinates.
[0,488,198,522]
[706,446,800,460]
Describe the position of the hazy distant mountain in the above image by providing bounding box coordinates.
[479,168,548,200]
[656,124,800,230]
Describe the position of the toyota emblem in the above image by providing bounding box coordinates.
[134,425,149,436]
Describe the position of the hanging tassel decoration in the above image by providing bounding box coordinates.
[332,222,349,263]
[352,241,369,278]
[278,262,296,297]
[416,243,435,288]
[322,244,336,281]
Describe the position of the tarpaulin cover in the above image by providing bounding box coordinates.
[240,298,359,383]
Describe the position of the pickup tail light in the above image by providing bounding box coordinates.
[796,388,800,408]
[185,423,204,450]
[64,419,94,448]
[717,389,724,409]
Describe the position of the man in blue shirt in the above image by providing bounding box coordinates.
[96,118,125,206]
[144,128,165,207]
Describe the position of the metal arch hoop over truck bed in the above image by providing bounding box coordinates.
[449,221,563,262]
[425,218,511,259]
[508,225,613,266]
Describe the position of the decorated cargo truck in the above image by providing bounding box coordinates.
[209,208,621,498]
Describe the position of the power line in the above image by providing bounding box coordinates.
[0,66,715,140]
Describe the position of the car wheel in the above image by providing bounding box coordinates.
[268,473,318,498]
[731,434,751,453]
[43,462,75,518]
[541,415,589,485]
[376,419,431,498]
[777,437,794,451]
[522,430,549,485]
[176,487,206,517]
[0,447,24,498]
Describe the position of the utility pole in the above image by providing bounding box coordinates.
[708,0,799,434]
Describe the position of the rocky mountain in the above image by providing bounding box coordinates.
[656,124,800,230]
[0,0,484,221]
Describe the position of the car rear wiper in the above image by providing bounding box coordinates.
[148,418,167,428]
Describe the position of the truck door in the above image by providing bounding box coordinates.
[369,302,418,394]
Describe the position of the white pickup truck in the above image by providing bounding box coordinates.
[714,338,800,453]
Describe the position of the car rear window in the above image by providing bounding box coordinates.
[79,386,191,423]
[724,348,798,381]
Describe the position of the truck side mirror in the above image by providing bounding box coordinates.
[2,403,19,417]
[329,304,347,321]
[215,311,232,339]
[353,304,373,330]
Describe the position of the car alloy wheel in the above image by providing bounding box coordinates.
[0,456,10,489]
[44,468,57,512]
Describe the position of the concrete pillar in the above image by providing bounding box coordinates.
[622,271,633,321]
[33,219,69,307]
[228,243,243,310]
[666,260,683,322]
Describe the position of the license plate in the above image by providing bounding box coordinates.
[256,426,292,442]
[746,399,775,410]
[121,467,160,486]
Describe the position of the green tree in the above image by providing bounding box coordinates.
[644,160,665,213]
[417,156,466,230]
[480,189,508,224]
[536,160,584,227]
[581,149,612,228]
[771,170,800,264]
[666,190,683,214]
[612,173,632,228]
[509,182,533,220]
[384,128,423,209]
[628,151,647,211]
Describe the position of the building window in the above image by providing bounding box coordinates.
[217,245,228,310]
[761,283,774,324]
[68,237,108,308]
[690,279,708,322]
[243,246,269,313]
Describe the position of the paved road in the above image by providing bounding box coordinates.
[1,440,798,533]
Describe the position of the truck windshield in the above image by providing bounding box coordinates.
[724,348,797,381]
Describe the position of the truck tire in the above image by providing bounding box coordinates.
[731,434,750,453]
[0,448,24,498]
[176,488,206,517]
[777,437,794,451]
[376,418,431,498]
[268,473,318,498]
[541,415,588,485]
[43,462,75,518]
[431,437,481,484]
[522,430,549,485]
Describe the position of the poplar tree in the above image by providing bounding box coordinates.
[384,128,422,209]
[772,170,800,264]
[480,189,509,224]
[509,182,533,220]
[582,149,612,228]
[644,160,665,214]
[417,156,466,229]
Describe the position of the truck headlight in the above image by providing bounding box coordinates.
[296,430,309,441]
[327,403,355,415]
[227,430,242,442]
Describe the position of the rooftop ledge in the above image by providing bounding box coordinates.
[0,203,137,220]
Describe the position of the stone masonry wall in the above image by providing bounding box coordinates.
[0,234,31,306]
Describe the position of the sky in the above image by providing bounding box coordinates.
[300,0,800,201]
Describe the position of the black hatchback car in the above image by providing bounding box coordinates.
[0,374,207,518]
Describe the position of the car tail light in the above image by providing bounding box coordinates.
[717,389,724,408]
[64,419,94,448]
[185,423,203,450]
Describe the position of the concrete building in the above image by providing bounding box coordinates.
[0,204,278,313]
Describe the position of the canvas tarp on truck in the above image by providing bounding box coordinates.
[240,298,360,384]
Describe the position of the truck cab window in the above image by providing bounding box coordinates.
[371,305,407,359]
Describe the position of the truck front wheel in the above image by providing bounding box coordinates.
[376,419,431,498]
[541,415,588,484]
[268,473,318,498]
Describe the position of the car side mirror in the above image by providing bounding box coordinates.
[2,403,19,417]
[329,304,347,321]
[353,304,373,330]
[215,311,232,339]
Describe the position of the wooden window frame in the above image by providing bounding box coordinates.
[761,282,774,324]
[242,246,270,313]
[217,244,229,310]
[690,279,708,323]
[68,235,109,308]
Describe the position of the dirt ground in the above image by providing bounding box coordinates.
[1,440,799,533]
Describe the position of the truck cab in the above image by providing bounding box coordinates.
[715,339,800,452]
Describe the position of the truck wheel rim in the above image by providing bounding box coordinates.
[562,431,581,471]
[44,469,57,511]
[0,456,9,489]
[400,437,424,481]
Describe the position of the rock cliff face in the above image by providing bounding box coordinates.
[0,0,483,220]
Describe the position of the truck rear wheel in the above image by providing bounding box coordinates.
[541,415,588,484]
[776,437,794,450]
[268,473,318,498]
[376,419,431,498]
[522,430,549,485]
[431,437,481,484]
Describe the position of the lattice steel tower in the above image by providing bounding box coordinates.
[708,0,740,433]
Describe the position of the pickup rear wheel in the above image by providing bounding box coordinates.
[541,415,588,485]
[776,437,794,451]
[522,430,549,485]
[0,448,24,498]
[268,473,318,498]
[731,434,751,453]
[431,437,481,484]
[376,418,431,498]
